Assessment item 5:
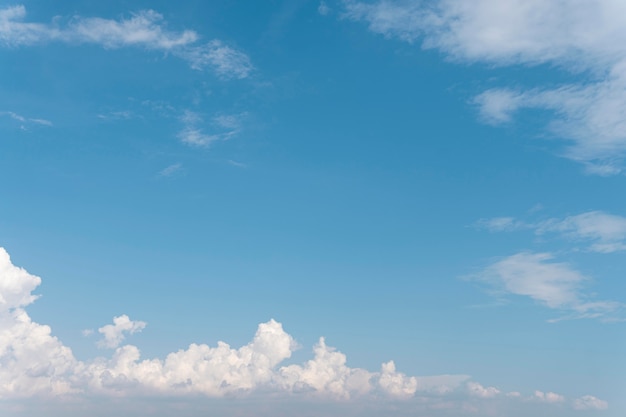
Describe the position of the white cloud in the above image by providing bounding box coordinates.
[573,395,609,410]
[533,390,565,404]
[477,210,626,253]
[0,5,252,79]
[467,381,500,398]
[158,163,183,177]
[537,211,626,253]
[228,160,247,168]
[318,1,331,16]
[97,315,147,349]
[179,40,253,80]
[343,0,626,173]
[0,245,606,413]
[177,110,244,147]
[472,252,621,321]
[1,111,52,128]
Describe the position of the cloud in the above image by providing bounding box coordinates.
[574,395,609,410]
[97,315,147,349]
[1,111,52,128]
[533,390,565,404]
[0,5,252,79]
[228,160,247,168]
[318,1,331,16]
[537,211,626,253]
[179,40,253,80]
[158,163,183,177]
[477,210,626,253]
[177,110,244,147]
[471,252,621,321]
[1,244,598,414]
[467,381,500,399]
[343,0,626,173]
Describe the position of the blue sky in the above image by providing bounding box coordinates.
[0,1,624,415]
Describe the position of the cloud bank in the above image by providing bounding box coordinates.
[344,0,626,174]
[0,5,253,79]
[0,247,607,414]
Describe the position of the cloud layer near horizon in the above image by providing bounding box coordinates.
[0,247,606,413]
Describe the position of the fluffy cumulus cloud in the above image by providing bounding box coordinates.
[472,252,621,321]
[534,390,565,404]
[343,0,626,174]
[0,5,252,79]
[0,246,608,414]
[574,395,609,411]
[97,315,146,349]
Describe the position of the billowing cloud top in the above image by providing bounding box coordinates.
[0,246,607,414]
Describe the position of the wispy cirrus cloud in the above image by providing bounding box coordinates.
[1,111,52,129]
[343,0,626,174]
[0,245,601,415]
[0,5,253,79]
[177,110,245,147]
[477,210,626,253]
[470,252,622,321]
[158,163,183,177]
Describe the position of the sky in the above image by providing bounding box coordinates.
[0,0,625,416]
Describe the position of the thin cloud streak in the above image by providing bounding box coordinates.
[0,5,253,79]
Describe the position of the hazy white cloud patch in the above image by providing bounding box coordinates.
[574,395,609,411]
[471,252,621,321]
[228,159,247,168]
[0,5,252,79]
[97,315,146,349]
[533,390,565,404]
[179,40,253,79]
[343,0,626,174]
[97,110,133,121]
[0,245,599,414]
[177,110,245,147]
[1,111,52,129]
[467,381,500,399]
[318,1,331,16]
[158,163,183,177]
[477,210,626,253]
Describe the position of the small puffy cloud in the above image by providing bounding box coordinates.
[467,381,500,398]
[573,395,609,410]
[471,252,621,320]
[97,315,147,349]
[0,6,251,79]
[533,390,565,403]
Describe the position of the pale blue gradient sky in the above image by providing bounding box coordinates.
[0,1,624,416]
